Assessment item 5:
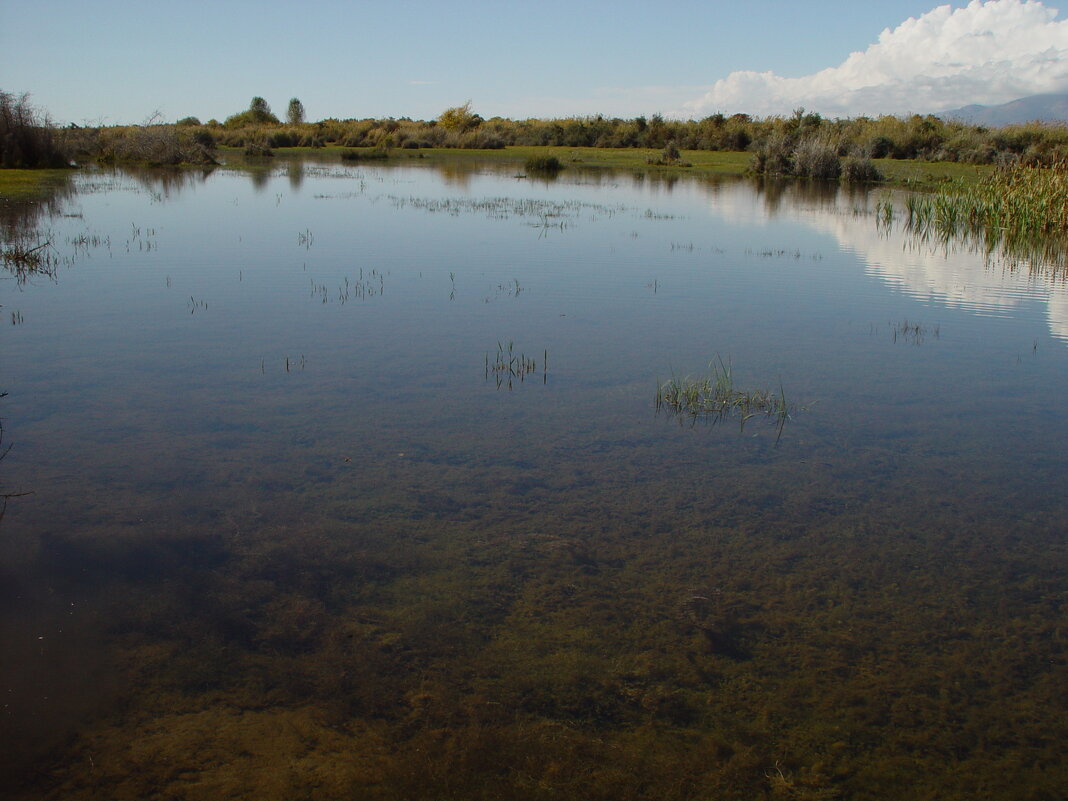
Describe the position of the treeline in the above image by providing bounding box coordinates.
[10,90,1068,171]
[182,102,1068,166]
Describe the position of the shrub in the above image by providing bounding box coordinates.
[461,130,505,149]
[191,129,216,148]
[225,109,278,128]
[225,98,279,128]
[750,134,794,175]
[85,116,217,166]
[792,137,842,180]
[646,141,692,167]
[721,127,751,151]
[864,135,894,159]
[438,101,481,132]
[244,141,273,157]
[958,145,998,164]
[176,116,201,127]
[266,129,300,148]
[840,156,882,183]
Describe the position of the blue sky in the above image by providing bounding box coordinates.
[3,0,1067,124]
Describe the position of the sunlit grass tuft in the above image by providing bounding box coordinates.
[656,355,793,437]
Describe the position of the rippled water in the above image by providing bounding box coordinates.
[2,159,1067,800]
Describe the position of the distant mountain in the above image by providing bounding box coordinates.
[937,94,1068,126]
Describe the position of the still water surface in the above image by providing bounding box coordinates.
[2,159,1067,800]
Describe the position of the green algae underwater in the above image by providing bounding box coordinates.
[2,158,1067,800]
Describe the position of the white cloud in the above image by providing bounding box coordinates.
[682,0,1068,119]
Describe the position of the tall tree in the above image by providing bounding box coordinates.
[287,98,305,126]
[249,97,272,117]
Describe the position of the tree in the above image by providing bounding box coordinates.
[287,98,305,126]
[0,90,68,168]
[250,96,272,117]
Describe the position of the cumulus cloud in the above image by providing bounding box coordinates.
[683,0,1068,118]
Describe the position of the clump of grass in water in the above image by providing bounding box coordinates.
[485,341,547,389]
[524,155,563,176]
[342,146,389,162]
[1,237,57,284]
[889,319,939,345]
[656,355,792,437]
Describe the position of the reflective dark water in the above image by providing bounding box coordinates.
[2,159,1067,800]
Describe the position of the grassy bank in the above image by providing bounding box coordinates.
[0,168,73,199]
[873,157,989,187]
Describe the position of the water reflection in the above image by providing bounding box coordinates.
[838,209,1068,342]
[248,164,272,192]
[1,175,77,289]
[121,164,215,200]
[286,158,304,191]
[435,161,477,189]
[0,173,76,241]
[750,176,843,215]
[708,179,1068,343]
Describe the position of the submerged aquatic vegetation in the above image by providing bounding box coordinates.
[888,319,939,345]
[0,391,32,522]
[656,356,792,435]
[388,194,624,224]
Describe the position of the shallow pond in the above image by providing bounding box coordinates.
[2,157,1067,800]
